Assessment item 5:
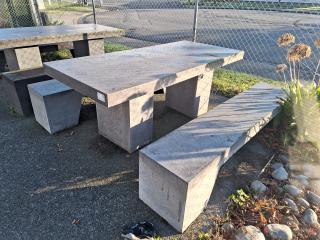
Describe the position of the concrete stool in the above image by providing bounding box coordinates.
[28,80,82,134]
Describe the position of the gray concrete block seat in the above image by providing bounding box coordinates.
[28,80,82,134]
[139,83,285,233]
[2,68,52,116]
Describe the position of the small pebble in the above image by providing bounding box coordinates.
[235,226,265,240]
[284,184,303,197]
[264,224,293,240]
[278,154,290,163]
[251,180,268,194]
[307,191,320,206]
[284,198,299,213]
[272,167,288,181]
[297,198,310,209]
[303,164,320,179]
[271,162,284,170]
[294,175,309,186]
[303,208,319,227]
[221,222,235,234]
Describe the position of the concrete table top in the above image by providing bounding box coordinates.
[44,41,244,108]
[0,24,124,49]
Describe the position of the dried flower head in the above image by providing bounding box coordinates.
[276,64,288,73]
[287,43,312,62]
[315,39,320,48]
[277,33,295,47]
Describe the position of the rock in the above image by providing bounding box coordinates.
[288,164,302,172]
[264,224,293,240]
[294,175,309,186]
[297,198,310,209]
[272,167,288,181]
[311,180,320,194]
[222,222,235,234]
[284,198,299,213]
[284,185,303,197]
[280,215,300,231]
[302,208,319,227]
[235,226,265,240]
[278,154,290,163]
[307,191,320,206]
[251,180,268,194]
[272,162,284,170]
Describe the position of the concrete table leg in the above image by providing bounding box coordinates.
[96,93,154,153]
[166,70,214,118]
[73,38,105,57]
[3,46,42,71]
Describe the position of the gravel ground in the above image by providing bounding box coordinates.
[0,80,272,239]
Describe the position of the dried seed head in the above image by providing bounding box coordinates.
[315,39,320,48]
[276,64,288,73]
[277,33,295,47]
[288,44,312,62]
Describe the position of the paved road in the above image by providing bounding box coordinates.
[83,8,320,79]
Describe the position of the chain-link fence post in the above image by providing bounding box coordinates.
[192,0,199,42]
[91,0,97,24]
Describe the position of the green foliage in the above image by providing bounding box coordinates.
[45,3,92,13]
[198,231,211,240]
[104,42,130,53]
[228,189,251,207]
[213,69,283,97]
[42,49,73,62]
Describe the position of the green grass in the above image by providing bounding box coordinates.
[104,42,130,53]
[44,3,93,13]
[213,69,283,98]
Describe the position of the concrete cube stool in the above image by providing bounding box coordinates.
[28,80,82,134]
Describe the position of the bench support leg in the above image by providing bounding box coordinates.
[139,153,220,233]
[166,70,214,118]
[3,46,42,71]
[73,38,105,57]
[96,93,154,153]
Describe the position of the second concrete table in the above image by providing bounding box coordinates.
[44,41,244,152]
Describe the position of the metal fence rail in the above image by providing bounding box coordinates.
[2,0,320,80]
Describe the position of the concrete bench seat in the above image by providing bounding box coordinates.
[139,83,285,232]
[28,80,82,134]
[2,68,52,116]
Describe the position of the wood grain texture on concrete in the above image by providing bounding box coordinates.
[0,24,124,49]
[139,83,285,232]
[44,41,244,108]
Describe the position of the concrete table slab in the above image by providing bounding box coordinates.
[0,24,123,71]
[44,41,244,152]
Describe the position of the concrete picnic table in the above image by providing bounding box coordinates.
[44,41,244,152]
[0,24,123,71]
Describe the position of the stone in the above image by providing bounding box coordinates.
[284,198,299,213]
[297,198,310,209]
[2,68,52,116]
[166,70,213,118]
[272,167,288,181]
[278,154,290,163]
[139,84,284,232]
[294,175,309,186]
[222,222,235,234]
[44,41,244,108]
[280,215,300,231]
[4,46,42,71]
[307,191,320,206]
[28,80,82,134]
[264,224,293,240]
[235,226,265,240]
[271,162,284,170]
[302,208,319,227]
[73,38,105,57]
[0,24,123,49]
[251,180,268,194]
[311,180,320,194]
[96,93,154,153]
[284,185,303,197]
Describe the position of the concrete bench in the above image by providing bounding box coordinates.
[2,68,52,116]
[139,83,285,232]
[28,80,82,134]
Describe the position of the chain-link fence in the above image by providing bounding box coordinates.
[1,0,320,80]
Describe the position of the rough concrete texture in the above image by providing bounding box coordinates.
[0,79,272,239]
[28,80,82,134]
[73,39,106,57]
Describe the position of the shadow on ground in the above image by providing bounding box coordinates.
[0,80,271,239]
